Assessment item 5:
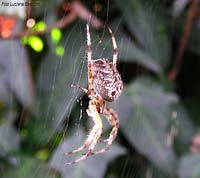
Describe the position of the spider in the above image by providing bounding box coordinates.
[65,23,123,165]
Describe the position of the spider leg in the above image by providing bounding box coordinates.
[71,84,90,95]
[64,115,99,157]
[64,118,99,157]
[65,150,93,166]
[92,105,119,155]
[86,23,92,63]
[108,27,118,66]
[64,144,88,156]
[65,99,103,166]
[86,23,96,94]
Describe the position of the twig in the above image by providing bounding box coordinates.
[1,0,103,39]
[72,0,103,28]
[168,0,200,81]
[12,11,78,38]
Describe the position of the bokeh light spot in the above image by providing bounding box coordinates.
[55,45,65,56]
[35,149,49,161]
[51,28,62,43]
[28,35,44,52]
[26,18,35,28]
[33,21,46,31]
[21,36,28,44]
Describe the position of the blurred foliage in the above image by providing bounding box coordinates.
[0,0,200,178]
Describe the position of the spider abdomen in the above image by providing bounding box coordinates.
[91,59,123,102]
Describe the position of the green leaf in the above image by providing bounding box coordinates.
[0,110,20,156]
[2,154,57,178]
[178,154,200,178]
[28,23,87,145]
[50,129,125,178]
[85,19,161,73]
[172,0,189,17]
[115,0,171,71]
[119,39,161,73]
[0,40,34,108]
[173,104,195,146]
[116,77,178,175]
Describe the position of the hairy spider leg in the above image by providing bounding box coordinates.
[86,23,95,93]
[108,27,118,66]
[70,23,93,95]
[65,24,104,165]
[71,84,89,95]
[86,23,106,107]
[64,108,99,157]
[65,99,103,165]
[70,23,94,97]
[92,105,119,155]
[65,24,94,157]
[65,24,121,165]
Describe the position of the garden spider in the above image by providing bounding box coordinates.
[65,23,123,165]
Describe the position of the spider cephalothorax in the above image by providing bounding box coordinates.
[65,23,123,165]
[91,59,123,102]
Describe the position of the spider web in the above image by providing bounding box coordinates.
[36,17,126,178]
[44,2,160,177]
[1,1,195,178]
